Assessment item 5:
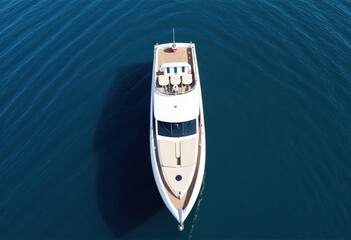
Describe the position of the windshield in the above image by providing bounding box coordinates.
[158,119,197,137]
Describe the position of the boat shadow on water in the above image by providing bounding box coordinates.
[93,62,163,237]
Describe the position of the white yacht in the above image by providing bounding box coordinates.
[149,40,206,231]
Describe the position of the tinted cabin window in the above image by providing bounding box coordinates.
[182,66,185,73]
[158,119,197,137]
[167,67,170,74]
[174,67,177,74]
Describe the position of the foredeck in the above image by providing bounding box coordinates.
[156,45,196,94]
[152,116,203,210]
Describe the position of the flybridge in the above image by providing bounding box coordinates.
[158,62,192,94]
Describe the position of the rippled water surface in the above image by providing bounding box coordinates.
[1,0,351,239]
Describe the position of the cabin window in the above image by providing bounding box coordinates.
[174,67,177,74]
[182,66,185,73]
[158,119,196,137]
[166,67,170,74]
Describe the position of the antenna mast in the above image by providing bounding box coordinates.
[172,28,177,52]
[173,28,175,43]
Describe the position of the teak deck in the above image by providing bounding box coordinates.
[157,47,192,67]
[153,118,204,209]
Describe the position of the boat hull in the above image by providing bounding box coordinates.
[149,42,206,227]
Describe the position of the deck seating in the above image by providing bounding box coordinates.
[170,75,181,93]
[181,74,193,91]
[181,137,197,167]
[158,139,177,167]
[159,62,192,93]
[158,75,169,86]
[182,74,192,84]
[170,75,181,85]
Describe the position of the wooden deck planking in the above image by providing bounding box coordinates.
[157,47,191,67]
[152,116,203,210]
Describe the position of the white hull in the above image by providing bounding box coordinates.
[149,42,206,229]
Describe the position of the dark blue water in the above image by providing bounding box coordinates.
[1,0,351,239]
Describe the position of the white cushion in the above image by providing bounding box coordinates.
[158,75,169,86]
[170,75,181,85]
[182,74,193,84]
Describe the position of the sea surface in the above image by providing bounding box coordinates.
[1,0,351,239]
